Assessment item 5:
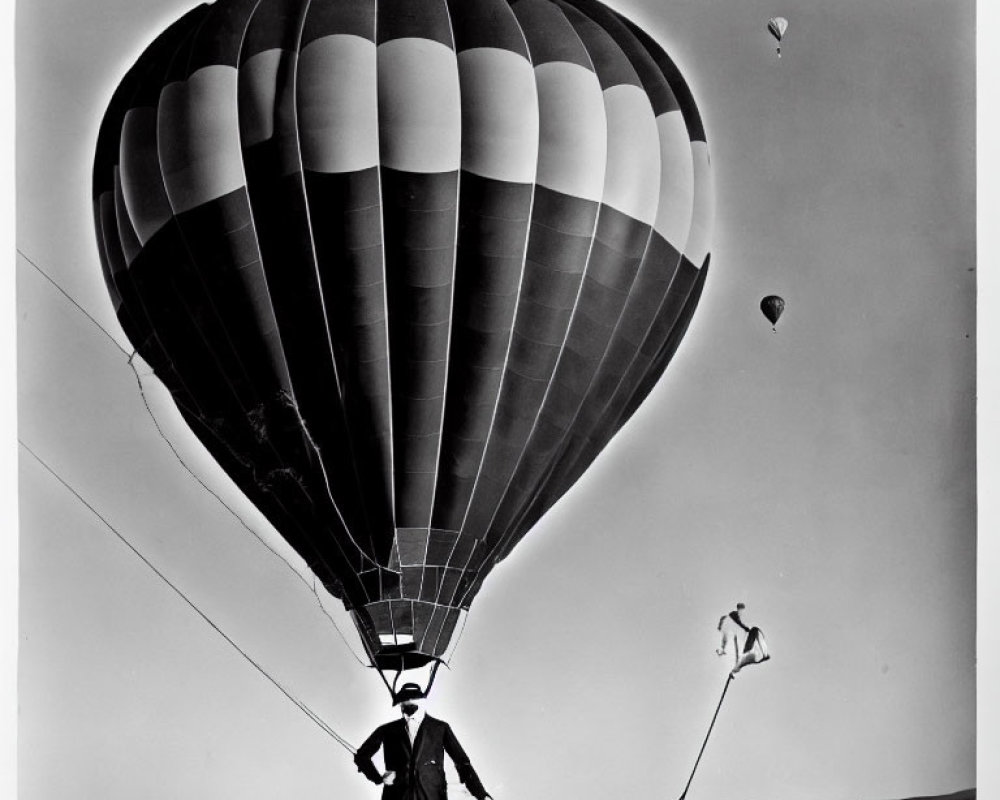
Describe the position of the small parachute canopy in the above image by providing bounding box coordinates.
[767,16,788,56]
[731,627,770,675]
[760,295,785,328]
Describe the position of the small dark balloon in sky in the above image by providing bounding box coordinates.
[760,295,785,328]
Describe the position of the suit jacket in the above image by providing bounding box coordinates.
[354,715,489,800]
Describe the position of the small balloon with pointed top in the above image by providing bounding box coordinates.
[767,16,788,57]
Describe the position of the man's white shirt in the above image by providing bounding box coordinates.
[403,708,425,745]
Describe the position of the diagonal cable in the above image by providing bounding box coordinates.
[16,247,368,665]
[17,248,131,357]
[20,438,358,754]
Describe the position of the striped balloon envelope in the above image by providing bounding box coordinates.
[93,0,714,692]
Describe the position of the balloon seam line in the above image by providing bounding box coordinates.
[459,13,606,606]
[288,0,384,575]
[423,0,463,623]
[449,0,537,548]
[374,0,400,544]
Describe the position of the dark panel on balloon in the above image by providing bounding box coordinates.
[539,249,703,518]
[421,607,460,655]
[419,568,442,602]
[436,537,478,608]
[381,569,402,599]
[377,0,455,48]
[160,6,215,84]
[461,233,692,593]
[359,569,380,600]
[500,265,709,562]
[556,0,641,90]
[391,600,414,635]
[401,567,424,598]
[425,530,458,566]
[413,601,435,644]
[93,198,124,313]
[458,186,597,546]
[440,609,462,649]
[242,0,304,58]
[397,529,429,566]
[184,0,259,72]
[175,401,367,605]
[381,168,459,528]
[483,205,652,551]
[97,197,184,393]
[616,14,706,143]
[301,0,376,46]
[558,0,678,115]
[116,213,374,607]
[243,138,378,557]
[418,605,448,654]
[127,221,253,416]
[559,244,692,485]
[617,256,709,428]
[432,174,532,532]
[236,14,384,561]
[436,567,464,606]
[168,193,382,584]
[368,601,392,632]
[304,167,394,561]
[172,190,292,397]
[445,0,529,56]
[509,0,591,68]
[95,194,130,304]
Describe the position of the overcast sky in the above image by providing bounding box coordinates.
[13,1,986,799]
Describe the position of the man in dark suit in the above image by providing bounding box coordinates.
[354,683,493,800]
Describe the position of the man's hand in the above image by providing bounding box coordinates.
[381,771,396,786]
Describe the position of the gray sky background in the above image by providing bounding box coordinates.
[12,1,988,799]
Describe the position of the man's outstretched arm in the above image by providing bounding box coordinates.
[354,727,386,785]
[443,724,491,800]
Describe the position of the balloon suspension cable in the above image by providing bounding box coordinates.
[678,673,734,800]
[424,660,443,696]
[376,658,443,701]
[374,665,398,698]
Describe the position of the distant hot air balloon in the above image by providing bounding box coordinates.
[767,16,788,57]
[760,295,785,330]
[93,0,714,697]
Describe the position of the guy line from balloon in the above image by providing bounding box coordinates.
[18,248,372,665]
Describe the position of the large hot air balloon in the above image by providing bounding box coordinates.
[93,0,714,695]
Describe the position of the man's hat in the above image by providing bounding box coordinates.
[393,682,425,705]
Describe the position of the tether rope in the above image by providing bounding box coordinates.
[20,438,358,754]
[17,247,367,666]
[17,250,132,358]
